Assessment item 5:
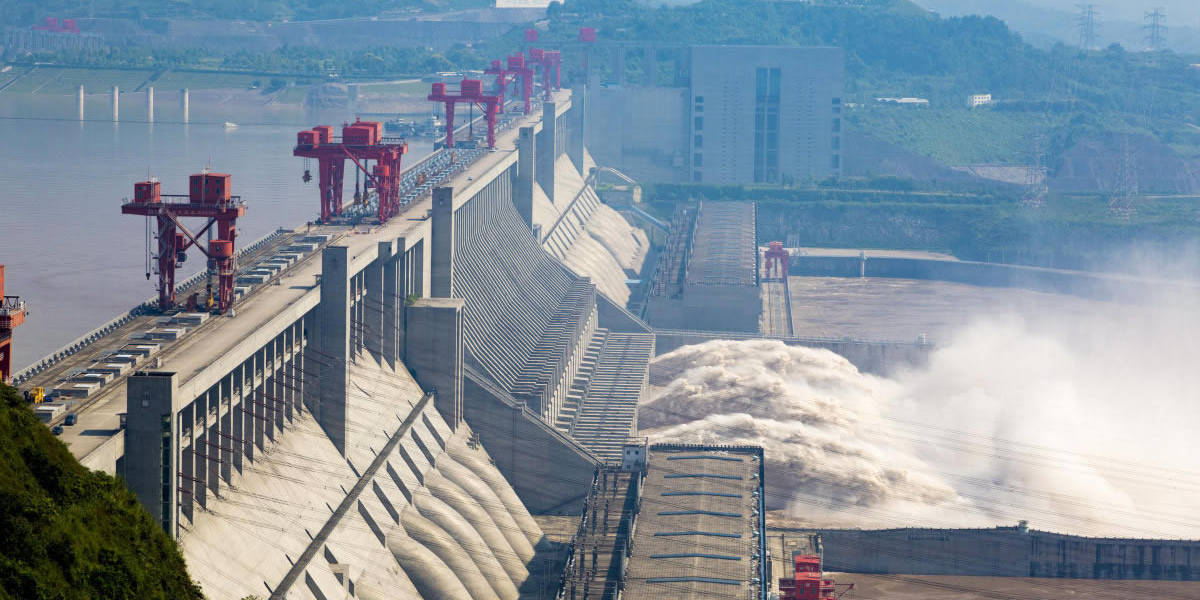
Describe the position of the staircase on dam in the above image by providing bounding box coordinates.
[567,332,653,460]
[554,329,607,433]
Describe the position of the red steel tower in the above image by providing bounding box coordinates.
[506,53,535,114]
[294,119,408,224]
[579,26,597,78]
[121,174,246,313]
[764,241,790,280]
[427,79,502,149]
[0,265,27,383]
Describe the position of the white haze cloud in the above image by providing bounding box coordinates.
[641,296,1200,538]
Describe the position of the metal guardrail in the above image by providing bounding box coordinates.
[10,228,290,385]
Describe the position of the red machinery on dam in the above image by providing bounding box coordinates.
[529,47,562,100]
[427,79,502,149]
[506,53,536,114]
[764,240,790,280]
[294,118,409,224]
[121,173,246,313]
[780,553,853,600]
[0,265,26,383]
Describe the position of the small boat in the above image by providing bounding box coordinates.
[224,121,239,129]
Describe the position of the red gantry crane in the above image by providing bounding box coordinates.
[506,53,535,114]
[780,553,854,600]
[0,265,27,383]
[294,118,409,224]
[121,173,246,314]
[528,48,562,100]
[484,59,514,113]
[764,241,790,280]
[427,79,502,150]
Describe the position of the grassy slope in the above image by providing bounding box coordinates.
[847,106,1068,165]
[0,384,203,600]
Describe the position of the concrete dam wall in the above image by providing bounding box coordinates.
[789,254,1200,302]
[799,526,1200,580]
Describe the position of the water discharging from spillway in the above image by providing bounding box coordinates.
[641,306,1200,539]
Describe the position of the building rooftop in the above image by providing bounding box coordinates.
[622,444,766,600]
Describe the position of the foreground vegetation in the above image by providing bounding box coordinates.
[0,383,202,600]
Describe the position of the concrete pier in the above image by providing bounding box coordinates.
[516,126,536,229]
[146,86,154,123]
[77,85,84,121]
[405,298,464,431]
[431,187,454,298]
[537,102,557,205]
[125,371,178,537]
[111,85,119,122]
[569,85,587,174]
[317,245,350,454]
[180,88,189,123]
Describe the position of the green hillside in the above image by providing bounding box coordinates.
[0,383,202,600]
[534,0,1200,167]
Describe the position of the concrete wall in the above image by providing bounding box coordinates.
[463,369,600,514]
[653,328,929,376]
[586,85,690,182]
[644,285,763,333]
[689,45,844,184]
[789,255,1199,302]
[797,527,1200,580]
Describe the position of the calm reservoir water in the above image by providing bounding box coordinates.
[0,116,432,371]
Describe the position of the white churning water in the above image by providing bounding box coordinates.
[641,302,1200,538]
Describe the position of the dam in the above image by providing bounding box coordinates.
[11,86,661,599]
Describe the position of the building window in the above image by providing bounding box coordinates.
[754,66,781,183]
[832,154,840,169]
[832,97,841,105]
[694,116,703,131]
[695,96,704,104]
[694,134,703,149]
[832,118,841,133]
[693,153,703,167]
[832,136,840,151]
[693,171,702,182]
[694,104,703,112]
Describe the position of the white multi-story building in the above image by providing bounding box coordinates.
[968,93,993,108]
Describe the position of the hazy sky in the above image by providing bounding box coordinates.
[1023,0,1198,24]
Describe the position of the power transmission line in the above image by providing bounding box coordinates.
[1145,7,1168,52]
[1076,4,1098,51]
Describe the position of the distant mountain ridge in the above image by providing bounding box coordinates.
[915,0,1200,53]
